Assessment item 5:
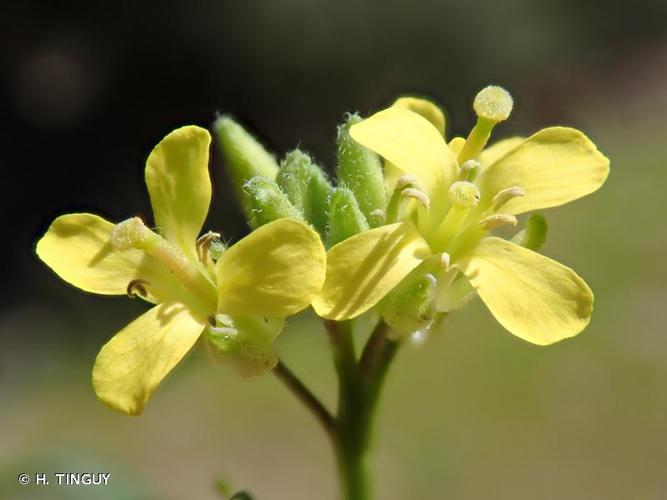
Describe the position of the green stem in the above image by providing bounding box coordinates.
[326,320,398,500]
[274,320,399,500]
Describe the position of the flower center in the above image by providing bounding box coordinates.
[111,217,218,312]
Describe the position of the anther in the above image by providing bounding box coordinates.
[396,174,420,189]
[369,208,386,220]
[126,279,150,298]
[492,186,525,211]
[196,231,222,263]
[460,159,480,176]
[401,188,431,209]
[479,213,518,231]
[439,252,451,272]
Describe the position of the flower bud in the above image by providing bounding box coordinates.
[276,149,332,235]
[213,115,280,213]
[337,113,386,227]
[382,273,437,337]
[326,187,369,247]
[243,177,303,229]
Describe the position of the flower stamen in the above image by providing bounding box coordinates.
[459,159,480,181]
[196,231,222,264]
[126,279,150,298]
[401,188,431,210]
[111,217,217,312]
[491,186,525,212]
[479,213,518,231]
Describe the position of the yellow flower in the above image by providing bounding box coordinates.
[36,126,326,415]
[313,88,609,345]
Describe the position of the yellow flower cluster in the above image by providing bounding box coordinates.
[37,86,609,415]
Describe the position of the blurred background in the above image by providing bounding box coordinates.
[2,0,667,498]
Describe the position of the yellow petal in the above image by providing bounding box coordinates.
[36,213,180,300]
[312,222,431,320]
[475,127,609,214]
[145,126,212,261]
[92,303,204,415]
[459,237,594,345]
[350,107,457,224]
[392,96,446,137]
[478,137,524,169]
[216,219,326,317]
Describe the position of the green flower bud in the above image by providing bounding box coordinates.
[337,113,386,227]
[243,177,303,229]
[213,115,280,213]
[206,314,284,378]
[512,213,548,251]
[326,186,369,247]
[382,272,437,337]
[276,149,332,235]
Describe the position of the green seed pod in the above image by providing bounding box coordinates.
[512,213,548,251]
[213,115,280,212]
[326,186,369,247]
[337,113,386,227]
[243,177,303,229]
[382,272,437,337]
[276,149,332,235]
[206,314,284,379]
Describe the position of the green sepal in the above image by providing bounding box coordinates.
[512,213,548,251]
[243,177,303,229]
[206,315,284,378]
[336,113,386,227]
[326,187,369,247]
[276,149,332,235]
[213,115,280,212]
[382,272,437,337]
